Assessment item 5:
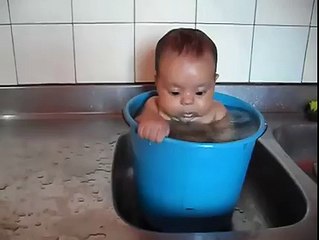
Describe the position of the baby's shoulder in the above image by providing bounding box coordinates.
[211,101,228,121]
[144,95,158,108]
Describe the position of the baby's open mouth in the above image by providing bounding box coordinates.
[183,113,194,118]
[182,112,198,119]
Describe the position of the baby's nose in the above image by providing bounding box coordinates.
[181,93,194,105]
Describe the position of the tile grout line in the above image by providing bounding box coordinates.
[5,22,313,28]
[195,0,198,29]
[300,0,316,83]
[133,0,137,83]
[71,0,77,84]
[6,0,19,85]
[248,0,258,83]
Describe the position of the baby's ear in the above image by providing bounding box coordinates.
[215,73,219,81]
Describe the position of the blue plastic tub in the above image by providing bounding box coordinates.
[123,90,267,218]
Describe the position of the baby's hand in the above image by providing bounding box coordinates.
[136,117,170,143]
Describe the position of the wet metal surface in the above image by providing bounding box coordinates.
[0,113,316,240]
[273,123,317,182]
[0,115,133,240]
[0,84,317,240]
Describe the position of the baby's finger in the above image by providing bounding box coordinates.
[148,126,159,143]
[154,129,163,143]
[164,125,170,136]
[156,128,167,143]
[141,124,155,142]
[138,125,145,139]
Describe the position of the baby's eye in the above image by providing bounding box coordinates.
[170,91,180,96]
[196,91,206,96]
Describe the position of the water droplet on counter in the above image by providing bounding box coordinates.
[17,212,26,217]
[92,189,99,194]
[35,222,42,227]
[0,183,8,190]
[78,198,85,203]
[86,233,107,239]
[37,175,44,179]
[97,197,103,202]
[65,157,71,160]
[41,181,53,186]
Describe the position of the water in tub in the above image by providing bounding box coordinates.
[169,106,260,143]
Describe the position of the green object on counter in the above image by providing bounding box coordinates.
[309,100,317,112]
[305,100,317,121]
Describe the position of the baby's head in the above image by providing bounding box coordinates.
[154,28,219,121]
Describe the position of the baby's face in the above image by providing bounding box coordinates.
[156,51,217,122]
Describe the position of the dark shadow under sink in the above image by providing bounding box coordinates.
[273,123,317,182]
[112,134,307,233]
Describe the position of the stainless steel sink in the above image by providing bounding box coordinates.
[273,123,317,182]
[112,134,307,233]
[0,85,317,240]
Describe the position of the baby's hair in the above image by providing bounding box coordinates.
[155,28,218,74]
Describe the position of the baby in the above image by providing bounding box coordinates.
[136,28,230,143]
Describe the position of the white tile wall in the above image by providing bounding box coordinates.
[256,0,314,25]
[251,26,308,83]
[136,0,196,22]
[73,0,134,23]
[0,0,317,85]
[303,28,317,83]
[197,0,256,24]
[13,25,75,84]
[9,0,72,23]
[0,26,16,85]
[198,25,253,82]
[0,0,10,24]
[74,24,134,83]
[135,23,194,82]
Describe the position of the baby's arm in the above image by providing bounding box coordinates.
[135,96,170,143]
[212,112,235,142]
[204,102,235,142]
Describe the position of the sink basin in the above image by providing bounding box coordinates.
[112,134,307,233]
[273,123,317,182]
